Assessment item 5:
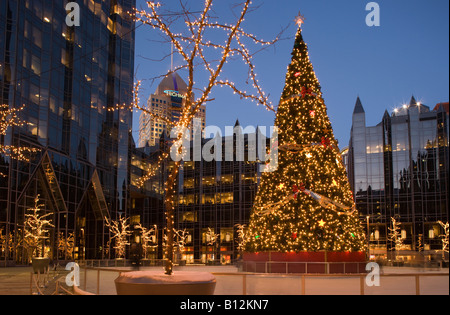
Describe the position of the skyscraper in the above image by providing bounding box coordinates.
[348,96,449,261]
[138,72,206,147]
[0,0,135,262]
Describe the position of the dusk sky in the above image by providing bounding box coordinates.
[133,0,449,148]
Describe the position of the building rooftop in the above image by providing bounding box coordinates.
[155,72,188,96]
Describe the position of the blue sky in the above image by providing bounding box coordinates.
[133,0,449,148]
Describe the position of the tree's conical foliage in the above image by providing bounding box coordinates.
[245,27,366,253]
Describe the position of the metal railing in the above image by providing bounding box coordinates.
[239,260,366,274]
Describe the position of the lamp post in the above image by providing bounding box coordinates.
[366,215,370,258]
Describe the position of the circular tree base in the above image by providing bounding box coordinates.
[242,251,367,274]
[32,257,50,274]
[115,271,216,295]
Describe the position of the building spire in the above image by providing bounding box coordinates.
[353,96,365,114]
[410,95,417,106]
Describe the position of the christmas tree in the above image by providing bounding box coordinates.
[245,22,366,254]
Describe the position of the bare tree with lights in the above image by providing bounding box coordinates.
[388,217,404,262]
[123,0,284,275]
[205,227,219,263]
[235,224,247,258]
[105,215,132,259]
[136,223,157,259]
[437,221,449,260]
[23,195,54,260]
[174,228,190,264]
[57,232,75,260]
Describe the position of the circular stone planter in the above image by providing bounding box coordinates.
[32,257,50,274]
[115,271,216,295]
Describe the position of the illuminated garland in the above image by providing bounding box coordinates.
[278,137,337,154]
[257,184,356,217]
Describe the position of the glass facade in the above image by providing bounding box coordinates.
[348,97,449,260]
[0,0,135,263]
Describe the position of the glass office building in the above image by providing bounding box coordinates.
[0,0,135,263]
[138,72,206,148]
[348,96,449,260]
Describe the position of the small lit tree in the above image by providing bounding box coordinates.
[437,221,449,260]
[174,228,190,264]
[23,195,54,260]
[388,217,404,261]
[105,215,131,259]
[234,224,247,259]
[136,223,157,259]
[205,227,219,262]
[57,232,75,260]
[0,227,5,258]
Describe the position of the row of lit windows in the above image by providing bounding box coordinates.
[177,192,234,206]
[183,174,256,189]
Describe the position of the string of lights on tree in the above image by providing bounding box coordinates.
[245,15,366,254]
[1,104,40,177]
[102,0,284,274]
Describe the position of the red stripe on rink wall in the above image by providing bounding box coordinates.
[242,251,367,274]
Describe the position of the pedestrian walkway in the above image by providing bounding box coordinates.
[0,267,33,295]
[0,266,70,295]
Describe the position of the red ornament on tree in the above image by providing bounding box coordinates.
[321,137,331,148]
[300,86,315,98]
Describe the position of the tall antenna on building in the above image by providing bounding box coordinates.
[171,42,174,73]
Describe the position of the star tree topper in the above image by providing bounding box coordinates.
[295,12,306,27]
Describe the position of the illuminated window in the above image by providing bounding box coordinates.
[182,211,197,222]
[184,178,195,189]
[221,174,233,184]
[217,192,233,204]
[179,194,195,205]
[202,176,215,186]
[130,215,140,225]
[202,194,215,205]
[220,228,233,242]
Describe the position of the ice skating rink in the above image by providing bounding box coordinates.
[78,265,448,295]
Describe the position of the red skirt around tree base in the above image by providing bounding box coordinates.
[242,251,367,274]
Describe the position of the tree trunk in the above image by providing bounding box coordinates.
[164,161,181,275]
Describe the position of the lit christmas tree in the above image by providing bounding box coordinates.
[245,21,366,254]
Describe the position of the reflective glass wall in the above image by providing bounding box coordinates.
[348,98,449,260]
[0,0,135,263]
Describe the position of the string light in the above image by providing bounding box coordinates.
[0,104,40,165]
